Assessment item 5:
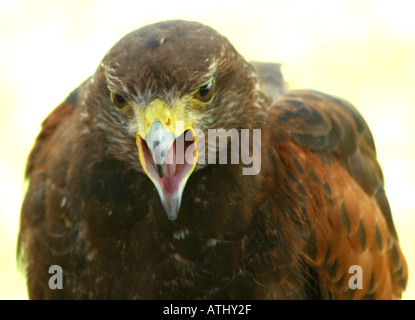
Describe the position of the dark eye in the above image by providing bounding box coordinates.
[194,80,214,103]
[110,91,128,109]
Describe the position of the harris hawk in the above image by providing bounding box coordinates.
[18,20,407,299]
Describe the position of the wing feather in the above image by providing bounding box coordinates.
[25,87,80,177]
[18,87,80,298]
[267,89,407,299]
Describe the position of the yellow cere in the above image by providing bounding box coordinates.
[135,91,210,139]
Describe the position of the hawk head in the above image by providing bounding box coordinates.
[82,20,268,220]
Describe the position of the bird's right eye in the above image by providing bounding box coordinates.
[110,91,128,109]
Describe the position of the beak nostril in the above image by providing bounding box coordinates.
[165,118,171,126]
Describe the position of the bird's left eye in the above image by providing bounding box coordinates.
[110,92,128,109]
[194,80,214,103]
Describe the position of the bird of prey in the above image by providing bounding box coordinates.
[18,20,407,299]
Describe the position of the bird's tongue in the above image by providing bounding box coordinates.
[141,131,196,195]
[163,142,177,179]
[138,129,197,220]
[160,137,194,193]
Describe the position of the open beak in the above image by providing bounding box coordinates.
[136,105,198,220]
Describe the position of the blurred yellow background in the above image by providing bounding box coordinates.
[1,0,414,299]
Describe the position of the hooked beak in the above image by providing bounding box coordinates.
[137,120,198,221]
